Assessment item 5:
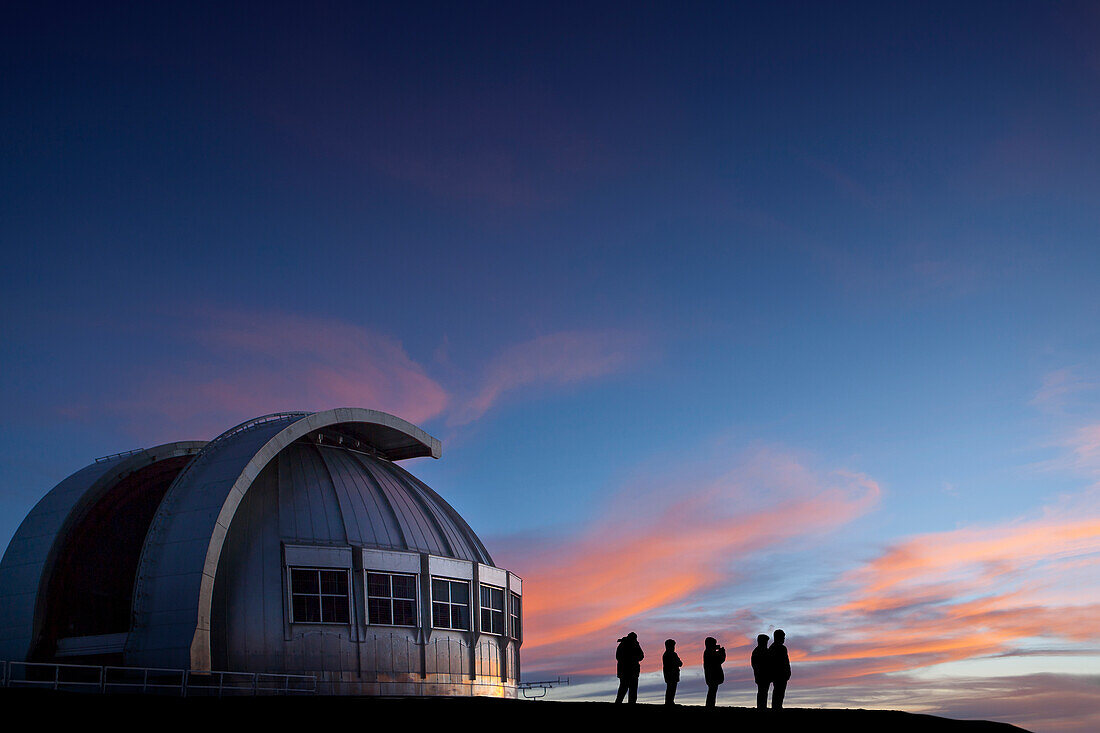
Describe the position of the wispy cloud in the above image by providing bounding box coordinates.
[83,308,643,442]
[451,330,644,425]
[804,509,1100,674]
[1030,367,1098,416]
[109,308,451,441]
[494,446,880,675]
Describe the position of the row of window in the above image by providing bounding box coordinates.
[289,567,521,637]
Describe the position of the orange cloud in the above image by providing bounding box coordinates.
[803,507,1100,677]
[495,447,880,674]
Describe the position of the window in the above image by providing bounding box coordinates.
[290,567,350,624]
[367,572,418,626]
[480,584,505,635]
[431,577,470,630]
[510,593,521,639]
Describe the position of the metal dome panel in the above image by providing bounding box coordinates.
[125,408,461,671]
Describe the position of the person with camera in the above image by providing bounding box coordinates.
[662,638,683,705]
[702,636,726,707]
[614,631,644,704]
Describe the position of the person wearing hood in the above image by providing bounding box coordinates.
[614,631,644,704]
[702,636,726,707]
[662,638,683,705]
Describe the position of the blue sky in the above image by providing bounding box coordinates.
[2,3,1100,730]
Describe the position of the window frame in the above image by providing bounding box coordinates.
[479,583,505,636]
[365,570,419,627]
[288,566,352,625]
[509,592,522,640]
[431,576,471,631]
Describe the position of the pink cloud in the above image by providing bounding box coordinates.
[1029,367,1097,415]
[110,309,449,441]
[451,330,643,424]
[92,309,645,443]
[494,446,880,675]
[796,504,1100,680]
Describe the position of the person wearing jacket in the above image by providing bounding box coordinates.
[614,631,644,704]
[702,636,726,707]
[662,638,683,706]
[769,629,792,709]
[750,633,770,709]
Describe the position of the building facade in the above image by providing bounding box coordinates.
[0,408,521,696]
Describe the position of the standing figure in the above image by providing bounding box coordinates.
[751,633,770,709]
[614,631,644,704]
[769,629,791,709]
[662,639,683,705]
[702,636,726,707]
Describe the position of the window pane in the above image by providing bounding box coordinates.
[432,579,449,602]
[510,594,521,638]
[321,595,348,623]
[291,569,319,595]
[452,605,470,631]
[489,587,504,610]
[432,602,450,628]
[320,570,347,595]
[449,581,469,605]
[367,573,390,598]
[392,575,417,600]
[393,599,417,626]
[368,597,392,625]
[480,586,491,608]
[293,594,320,623]
[481,608,492,631]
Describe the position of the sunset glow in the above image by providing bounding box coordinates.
[3,2,1100,731]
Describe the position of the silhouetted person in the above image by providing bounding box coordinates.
[662,638,682,705]
[769,629,791,709]
[614,631,644,704]
[751,633,770,709]
[702,636,726,707]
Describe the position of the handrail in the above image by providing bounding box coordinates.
[94,447,146,464]
[164,412,309,494]
[1,661,316,696]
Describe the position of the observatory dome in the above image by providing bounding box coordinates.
[0,408,522,697]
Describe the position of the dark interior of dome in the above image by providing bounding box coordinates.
[33,454,193,660]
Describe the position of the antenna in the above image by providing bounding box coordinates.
[518,676,570,700]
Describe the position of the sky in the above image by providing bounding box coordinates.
[2,1,1099,730]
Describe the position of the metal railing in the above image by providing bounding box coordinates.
[95,447,147,464]
[0,661,316,696]
[162,411,309,497]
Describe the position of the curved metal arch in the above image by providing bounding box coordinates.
[125,408,441,671]
[0,441,205,661]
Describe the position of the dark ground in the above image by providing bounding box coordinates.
[0,689,1030,732]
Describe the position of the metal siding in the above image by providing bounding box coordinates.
[127,417,302,667]
[380,461,479,561]
[281,444,347,544]
[15,409,516,696]
[314,447,373,547]
[359,456,446,556]
[391,463,495,565]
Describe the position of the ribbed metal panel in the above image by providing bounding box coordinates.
[209,441,509,686]
[126,416,306,668]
